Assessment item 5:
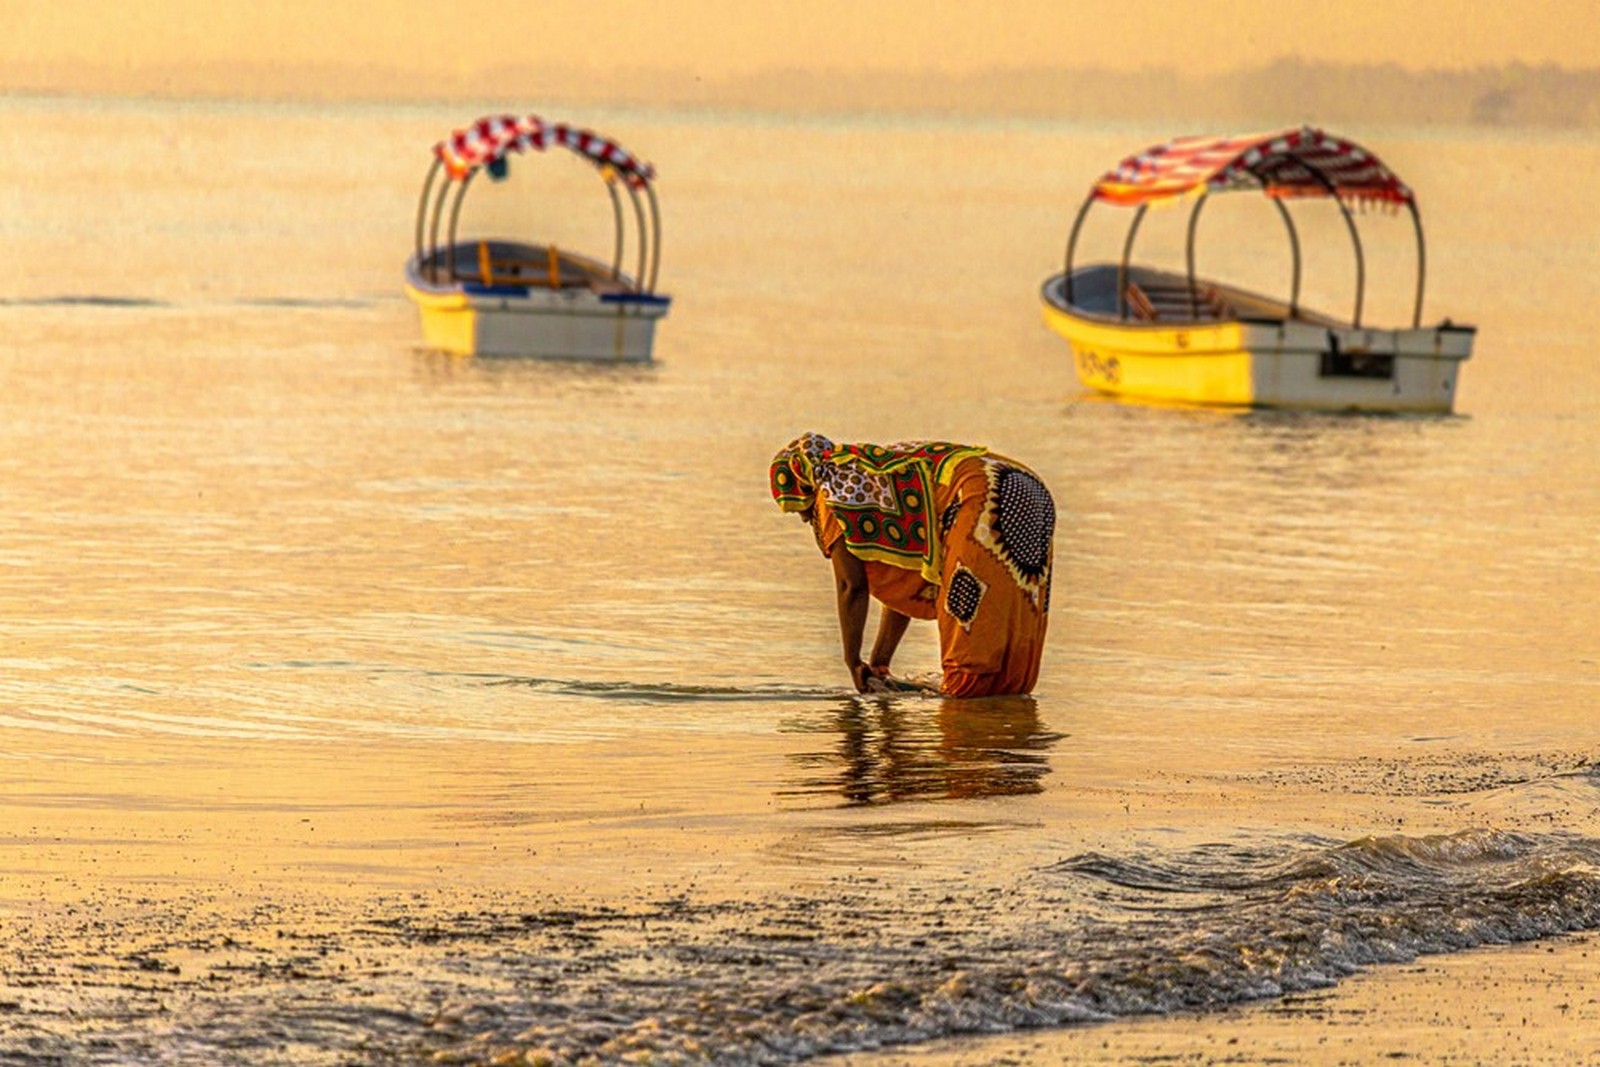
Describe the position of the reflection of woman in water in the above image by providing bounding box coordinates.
[770,432,1055,696]
[806,696,1055,805]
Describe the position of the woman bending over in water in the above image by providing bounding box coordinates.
[770,432,1055,696]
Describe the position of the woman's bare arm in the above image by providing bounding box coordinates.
[830,549,874,692]
[869,608,911,675]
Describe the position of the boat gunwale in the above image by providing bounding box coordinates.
[404,240,663,303]
[1040,266,1474,339]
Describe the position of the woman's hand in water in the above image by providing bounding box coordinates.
[849,660,875,693]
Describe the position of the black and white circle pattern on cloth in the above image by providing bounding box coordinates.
[939,497,963,537]
[973,461,1055,612]
[945,564,988,632]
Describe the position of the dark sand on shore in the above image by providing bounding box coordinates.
[828,934,1599,1065]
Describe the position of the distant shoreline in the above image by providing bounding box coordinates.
[4,58,1600,131]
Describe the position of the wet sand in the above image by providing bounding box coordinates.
[828,933,1600,1066]
[8,873,1596,1066]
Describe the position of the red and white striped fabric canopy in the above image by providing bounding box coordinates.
[433,114,655,187]
[1091,127,1412,207]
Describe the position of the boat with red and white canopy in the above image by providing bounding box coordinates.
[1040,127,1475,412]
[405,114,670,361]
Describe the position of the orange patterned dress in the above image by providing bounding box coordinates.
[771,434,1055,697]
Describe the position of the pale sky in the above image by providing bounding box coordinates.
[5,0,1598,81]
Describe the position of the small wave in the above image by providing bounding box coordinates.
[1338,827,1541,869]
[0,294,169,308]
[313,828,1600,1063]
[232,296,375,309]
[1051,841,1322,895]
[0,294,381,311]
[483,674,857,703]
[1045,829,1600,1003]
[363,829,1600,1065]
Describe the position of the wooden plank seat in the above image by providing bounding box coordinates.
[1125,280,1232,322]
[477,242,594,289]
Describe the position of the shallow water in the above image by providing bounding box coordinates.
[1,96,1599,1064]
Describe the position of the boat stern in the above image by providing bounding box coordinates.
[405,282,477,356]
[1041,281,1258,407]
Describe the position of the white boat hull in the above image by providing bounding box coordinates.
[405,243,671,361]
[413,287,669,362]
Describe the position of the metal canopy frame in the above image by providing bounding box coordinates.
[1062,162,1428,329]
[412,140,663,295]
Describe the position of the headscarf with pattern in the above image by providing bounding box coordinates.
[770,432,986,582]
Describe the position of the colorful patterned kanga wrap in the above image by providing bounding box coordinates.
[770,433,987,584]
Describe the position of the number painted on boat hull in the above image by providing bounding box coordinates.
[1076,348,1122,386]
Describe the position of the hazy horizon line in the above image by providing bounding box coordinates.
[6,56,1599,131]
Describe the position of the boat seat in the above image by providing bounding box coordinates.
[480,263,591,289]
[1124,282,1158,321]
[477,242,592,289]
[1125,280,1232,322]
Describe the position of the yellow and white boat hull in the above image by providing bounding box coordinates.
[404,280,670,362]
[1041,267,1474,413]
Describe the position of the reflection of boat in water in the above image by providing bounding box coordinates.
[404,114,671,361]
[784,697,1059,805]
[1040,127,1475,412]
